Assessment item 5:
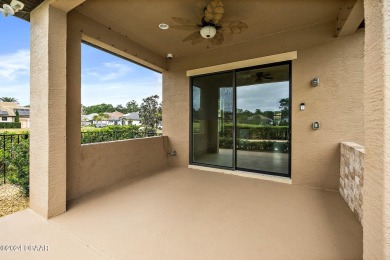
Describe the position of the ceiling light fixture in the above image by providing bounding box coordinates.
[200,25,217,39]
[159,23,169,30]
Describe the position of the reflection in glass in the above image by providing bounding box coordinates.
[191,63,290,176]
[192,72,234,168]
[236,64,290,175]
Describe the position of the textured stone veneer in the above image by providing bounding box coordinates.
[340,142,364,223]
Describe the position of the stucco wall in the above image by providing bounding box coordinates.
[163,21,364,190]
[363,1,390,258]
[68,137,168,200]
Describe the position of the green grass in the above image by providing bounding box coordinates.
[81,126,96,132]
[0,129,29,134]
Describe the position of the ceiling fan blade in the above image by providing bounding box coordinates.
[172,17,198,26]
[222,21,248,34]
[221,30,233,42]
[195,0,207,19]
[204,0,224,24]
[183,30,202,42]
[210,30,224,45]
[170,25,199,30]
[191,35,204,45]
[196,0,207,10]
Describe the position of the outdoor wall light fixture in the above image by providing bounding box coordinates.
[300,103,305,110]
[200,25,217,39]
[312,122,320,130]
[311,77,320,87]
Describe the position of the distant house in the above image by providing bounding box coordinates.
[122,112,141,126]
[106,111,124,126]
[81,111,125,127]
[81,113,97,126]
[0,102,30,128]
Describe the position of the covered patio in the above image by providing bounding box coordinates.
[0,0,389,258]
[0,167,362,259]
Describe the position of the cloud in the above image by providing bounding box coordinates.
[0,49,30,81]
[236,82,289,112]
[84,61,132,81]
[81,79,162,107]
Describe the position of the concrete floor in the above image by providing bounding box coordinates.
[0,167,362,259]
[195,149,289,174]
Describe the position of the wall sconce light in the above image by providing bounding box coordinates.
[312,121,320,130]
[311,78,320,87]
[300,103,305,111]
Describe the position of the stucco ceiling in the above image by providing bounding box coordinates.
[76,0,342,59]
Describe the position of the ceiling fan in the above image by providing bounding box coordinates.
[240,71,274,83]
[255,72,274,82]
[0,0,26,17]
[170,0,248,45]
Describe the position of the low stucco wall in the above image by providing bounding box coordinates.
[340,142,364,223]
[68,137,168,200]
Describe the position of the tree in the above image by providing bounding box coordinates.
[139,95,160,130]
[83,103,115,114]
[255,109,262,115]
[0,97,18,103]
[279,98,289,118]
[115,104,126,113]
[15,110,20,123]
[93,113,109,125]
[126,100,139,113]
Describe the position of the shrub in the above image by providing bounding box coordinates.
[222,125,289,140]
[0,122,21,129]
[4,139,29,196]
[81,125,145,144]
[219,137,289,153]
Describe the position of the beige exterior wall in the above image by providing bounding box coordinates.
[1,117,13,123]
[68,137,168,200]
[163,21,364,190]
[363,1,390,258]
[20,118,30,128]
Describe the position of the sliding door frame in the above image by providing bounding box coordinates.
[189,60,292,178]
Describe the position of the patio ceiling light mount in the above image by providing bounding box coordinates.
[0,0,25,17]
[200,25,217,39]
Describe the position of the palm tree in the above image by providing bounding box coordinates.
[93,113,109,126]
[0,97,18,103]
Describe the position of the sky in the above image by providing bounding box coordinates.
[0,16,30,106]
[236,82,289,112]
[0,15,162,107]
[193,81,289,113]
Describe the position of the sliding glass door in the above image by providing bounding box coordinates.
[235,64,290,175]
[191,62,291,177]
[192,72,234,168]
